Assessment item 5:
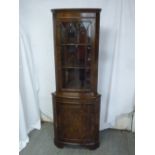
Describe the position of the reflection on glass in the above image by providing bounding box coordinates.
[79,22,87,43]
[67,23,76,43]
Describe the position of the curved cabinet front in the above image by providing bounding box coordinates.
[51,8,101,149]
[52,93,100,149]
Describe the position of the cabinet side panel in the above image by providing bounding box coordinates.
[92,12,101,92]
[52,13,59,90]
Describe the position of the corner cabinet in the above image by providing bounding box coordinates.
[51,9,101,149]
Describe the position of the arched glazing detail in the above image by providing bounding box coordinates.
[59,20,93,90]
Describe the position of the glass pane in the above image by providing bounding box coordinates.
[61,45,89,66]
[61,22,77,44]
[61,21,92,44]
[62,68,91,89]
[60,20,93,90]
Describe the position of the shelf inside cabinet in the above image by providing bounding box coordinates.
[62,66,90,69]
[61,43,92,46]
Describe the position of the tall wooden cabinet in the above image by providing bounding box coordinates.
[51,9,101,149]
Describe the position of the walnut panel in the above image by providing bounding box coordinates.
[52,9,98,19]
[57,103,95,142]
[53,94,100,144]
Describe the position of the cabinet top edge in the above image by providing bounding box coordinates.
[51,8,101,13]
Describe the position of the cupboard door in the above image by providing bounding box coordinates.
[56,19,95,91]
[56,102,96,142]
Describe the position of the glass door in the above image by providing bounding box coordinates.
[58,20,94,90]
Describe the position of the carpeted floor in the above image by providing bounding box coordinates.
[20,122,135,155]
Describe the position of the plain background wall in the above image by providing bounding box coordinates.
[20,0,106,121]
[20,0,135,130]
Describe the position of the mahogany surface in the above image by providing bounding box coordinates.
[51,9,101,149]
